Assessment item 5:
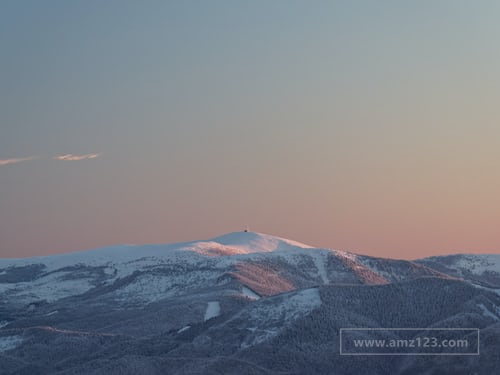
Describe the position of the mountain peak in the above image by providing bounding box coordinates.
[209,231,314,253]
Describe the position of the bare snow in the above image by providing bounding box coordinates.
[204,301,221,321]
[177,325,191,333]
[242,286,261,300]
[179,241,248,256]
[310,251,329,284]
[212,231,313,253]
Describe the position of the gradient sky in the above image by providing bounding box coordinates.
[1,0,500,259]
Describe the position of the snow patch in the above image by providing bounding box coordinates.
[0,336,23,352]
[204,301,221,321]
[290,287,322,308]
[310,252,329,284]
[242,286,260,300]
[177,325,191,333]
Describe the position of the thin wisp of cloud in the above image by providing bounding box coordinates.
[53,153,101,161]
[0,156,37,166]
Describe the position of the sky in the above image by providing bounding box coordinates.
[1,0,500,259]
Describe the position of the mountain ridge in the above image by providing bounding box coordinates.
[1,231,499,374]
[0,231,498,306]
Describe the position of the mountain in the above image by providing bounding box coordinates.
[0,232,499,374]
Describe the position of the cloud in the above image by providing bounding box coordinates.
[53,153,101,161]
[0,156,37,166]
[1,153,101,167]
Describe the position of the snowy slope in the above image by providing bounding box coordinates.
[211,231,313,252]
[0,232,311,304]
[1,231,495,307]
[1,232,499,375]
[451,254,500,274]
[0,231,310,271]
[417,254,500,288]
[0,231,354,305]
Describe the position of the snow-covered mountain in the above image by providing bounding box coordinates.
[0,232,499,374]
[0,231,456,306]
